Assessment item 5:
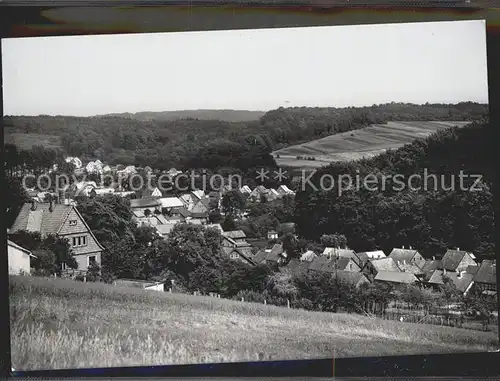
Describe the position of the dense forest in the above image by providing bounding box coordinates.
[293,119,494,261]
[4,102,488,175]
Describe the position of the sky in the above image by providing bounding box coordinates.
[2,20,488,116]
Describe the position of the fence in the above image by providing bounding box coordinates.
[378,310,498,332]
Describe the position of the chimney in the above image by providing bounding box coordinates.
[31,199,37,211]
[49,200,54,212]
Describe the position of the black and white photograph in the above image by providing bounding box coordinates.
[3,19,497,371]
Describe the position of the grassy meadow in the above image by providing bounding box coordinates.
[273,121,471,169]
[10,275,497,371]
[4,132,62,150]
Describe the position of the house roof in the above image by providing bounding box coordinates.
[176,207,191,218]
[466,265,479,275]
[7,239,36,257]
[240,185,252,194]
[421,260,442,274]
[473,260,496,285]
[441,250,475,271]
[308,256,333,272]
[375,271,418,284]
[389,248,420,263]
[427,270,475,293]
[396,262,424,275]
[206,224,223,233]
[323,247,357,259]
[369,257,401,273]
[300,250,317,262]
[222,230,247,240]
[143,187,162,198]
[253,250,268,265]
[335,271,369,286]
[190,211,209,219]
[277,185,294,194]
[133,210,145,218]
[334,257,358,271]
[9,202,105,251]
[159,197,184,209]
[130,198,161,209]
[266,244,284,262]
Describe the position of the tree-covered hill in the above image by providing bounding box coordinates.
[3,102,488,173]
[293,119,493,261]
[101,109,266,122]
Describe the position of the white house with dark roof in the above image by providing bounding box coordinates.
[9,200,105,274]
[8,240,37,275]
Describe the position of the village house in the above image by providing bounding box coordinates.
[114,279,165,292]
[267,230,278,240]
[388,247,426,269]
[308,256,335,274]
[300,250,318,262]
[130,198,162,215]
[276,184,295,198]
[158,197,184,214]
[252,244,284,269]
[425,268,475,296]
[334,271,370,288]
[283,258,311,276]
[248,185,269,203]
[9,200,105,274]
[142,187,163,198]
[355,250,386,267]
[322,247,358,261]
[362,257,401,281]
[223,244,256,266]
[440,248,477,273]
[240,185,252,195]
[8,239,36,275]
[374,271,419,285]
[222,230,248,244]
[472,259,496,296]
[334,257,362,272]
[89,187,115,197]
[72,181,98,197]
[191,198,211,214]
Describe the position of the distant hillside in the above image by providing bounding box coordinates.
[102,109,266,123]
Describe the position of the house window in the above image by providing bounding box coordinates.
[72,236,87,247]
[61,262,67,271]
[88,255,97,266]
[230,253,239,259]
[69,220,77,226]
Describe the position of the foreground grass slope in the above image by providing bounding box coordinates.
[274,121,471,169]
[10,276,497,371]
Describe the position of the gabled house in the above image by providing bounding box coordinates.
[159,197,184,212]
[355,250,386,267]
[300,250,317,262]
[276,185,295,197]
[9,201,105,274]
[222,230,247,244]
[426,269,475,296]
[179,193,198,210]
[334,271,370,288]
[388,247,425,269]
[334,257,362,272]
[224,246,256,266]
[322,247,358,261]
[440,249,477,273]
[248,185,269,202]
[142,187,162,198]
[267,189,280,202]
[362,257,401,281]
[308,256,334,274]
[191,198,210,214]
[472,260,496,295]
[8,240,36,275]
[283,258,311,276]
[240,185,252,195]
